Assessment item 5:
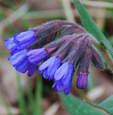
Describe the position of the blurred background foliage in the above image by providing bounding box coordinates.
[0,0,113,115]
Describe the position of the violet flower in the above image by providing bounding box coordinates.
[38,56,61,80]
[76,68,88,89]
[5,20,105,95]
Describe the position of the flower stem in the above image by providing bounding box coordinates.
[72,80,90,101]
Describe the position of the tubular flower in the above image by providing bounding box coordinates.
[27,48,48,64]
[76,68,88,89]
[5,20,105,95]
[52,62,73,95]
[38,56,61,80]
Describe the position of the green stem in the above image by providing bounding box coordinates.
[0,88,12,115]
[26,79,35,115]
[72,80,90,101]
[17,72,27,115]
[35,74,42,115]
[88,74,95,90]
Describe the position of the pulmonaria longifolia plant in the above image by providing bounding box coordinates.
[5,20,104,95]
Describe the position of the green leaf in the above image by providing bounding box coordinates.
[17,72,27,115]
[59,92,104,115]
[73,0,113,57]
[86,95,113,115]
[100,40,113,53]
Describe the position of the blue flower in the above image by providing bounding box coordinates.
[38,57,73,95]
[13,30,36,48]
[76,68,88,89]
[54,62,69,80]
[54,62,73,86]
[9,49,37,76]
[10,47,22,55]
[52,80,72,95]
[4,20,105,95]
[27,48,48,64]
[38,56,61,80]
[27,64,37,76]
[5,37,17,50]
[51,62,73,95]
[9,49,30,72]
[4,37,21,55]
[9,49,29,65]
[5,30,37,55]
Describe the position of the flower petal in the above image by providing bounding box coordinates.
[76,71,88,89]
[14,30,36,44]
[62,63,73,86]
[47,56,61,79]
[28,64,36,76]
[43,70,50,79]
[38,56,55,73]
[5,37,17,50]
[27,48,45,56]
[9,49,28,65]
[64,84,71,95]
[54,62,69,80]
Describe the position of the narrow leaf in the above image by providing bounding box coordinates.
[59,92,104,115]
[100,40,113,53]
[85,95,113,115]
[73,0,113,57]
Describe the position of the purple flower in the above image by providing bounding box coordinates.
[51,62,73,95]
[76,68,88,89]
[10,47,22,55]
[5,30,37,55]
[5,37,21,55]
[61,63,73,87]
[27,48,48,64]
[9,49,37,76]
[52,80,72,95]
[38,56,61,80]
[54,62,69,80]
[4,20,105,95]
[27,64,37,76]
[13,30,36,48]
[9,49,28,65]
[54,62,73,83]
[5,37,17,50]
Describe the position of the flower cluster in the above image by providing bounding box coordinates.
[5,20,104,95]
